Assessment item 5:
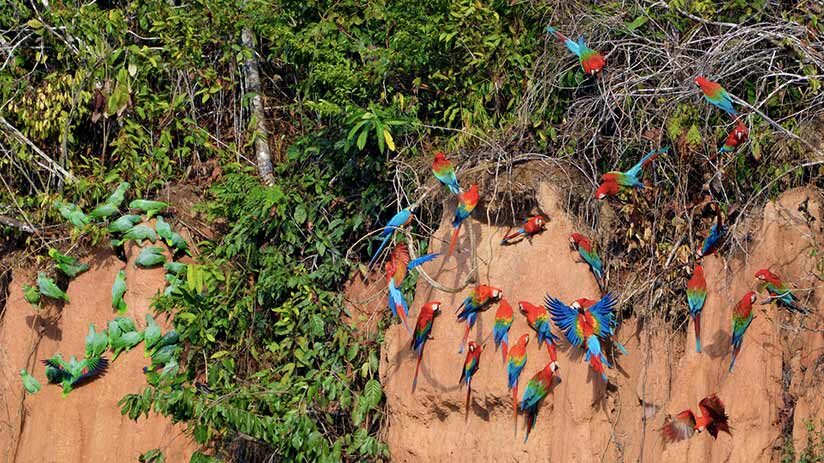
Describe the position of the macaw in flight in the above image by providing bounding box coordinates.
[595,148,667,200]
[385,243,440,332]
[460,341,484,418]
[501,215,547,244]
[687,264,707,353]
[695,76,737,117]
[729,291,756,373]
[545,25,605,76]
[368,208,413,269]
[432,152,461,194]
[660,394,731,443]
[518,301,559,364]
[519,362,560,443]
[507,333,530,420]
[546,293,620,383]
[493,299,514,363]
[412,301,441,392]
[569,233,605,293]
[456,285,502,353]
[448,184,480,258]
[755,269,811,314]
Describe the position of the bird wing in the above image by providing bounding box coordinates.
[588,293,618,338]
[519,380,547,410]
[545,295,583,347]
[699,395,728,423]
[73,357,109,384]
[407,253,440,270]
[661,411,696,443]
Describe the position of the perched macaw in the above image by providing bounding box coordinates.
[695,76,737,117]
[699,218,727,257]
[661,394,731,443]
[755,269,811,314]
[448,184,480,258]
[569,233,605,292]
[518,301,559,363]
[412,301,441,392]
[507,333,530,419]
[493,299,514,363]
[718,120,749,155]
[501,215,547,244]
[545,25,605,75]
[368,208,414,269]
[385,243,441,332]
[460,341,484,417]
[595,148,667,199]
[687,264,707,353]
[519,362,559,443]
[456,285,502,353]
[546,293,619,383]
[729,291,756,373]
[432,152,461,194]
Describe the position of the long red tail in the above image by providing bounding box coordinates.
[412,350,422,392]
[694,314,702,353]
[512,381,519,420]
[502,230,522,242]
[459,322,470,353]
[448,223,462,257]
[546,342,557,363]
[501,340,509,364]
[465,381,472,418]
[590,355,607,383]
[397,307,411,334]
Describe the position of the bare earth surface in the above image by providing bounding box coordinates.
[0,243,198,463]
[380,184,824,462]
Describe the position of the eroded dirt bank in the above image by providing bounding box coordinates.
[380,184,824,462]
[0,244,198,463]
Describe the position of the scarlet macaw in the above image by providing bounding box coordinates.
[661,394,731,443]
[518,301,559,363]
[545,25,605,75]
[695,76,737,117]
[460,341,484,417]
[569,233,605,293]
[755,269,811,314]
[507,333,530,420]
[687,264,707,353]
[546,293,619,383]
[448,184,480,257]
[368,208,413,269]
[385,243,440,332]
[432,152,461,194]
[456,284,503,353]
[412,301,441,392]
[718,120,749,155]
[493,299,514,362]
[729,291,756,373]
[519,362,559,443]
[501,215,547,244]
[595,148,667,200]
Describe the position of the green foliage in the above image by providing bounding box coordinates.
[783,420,824,463]
[139,449,165,463]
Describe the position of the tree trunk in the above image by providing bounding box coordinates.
[240,28,275,186]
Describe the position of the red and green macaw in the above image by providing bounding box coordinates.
[755,269,811,314]
[368,208,414,269]
[385,243,440,333]
[501,215,546,244]
[546,293,619,383]
[460,341,484,417]
[493,298,514,363]
[448,184,480,257]
[569,233,605,293]
[518,301,559,363]
[507,333,530,420]
[687,264,707,353]
[545,25,605,76]
[595,148,667,200]
[719,120,749,155]
[729,291,756,373]
[519,362,559,443]
[695,76,737,117]
[412,301,441,392]
[661,394,731,444]
[456,284,503,353]
[432,151,461,194]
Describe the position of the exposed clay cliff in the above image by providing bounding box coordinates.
[0,244,198,463]
[380,183,824,462]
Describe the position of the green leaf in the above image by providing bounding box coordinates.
[26,19,43,30]
[294,205,307,224]
[626,15,648,31]
[356,127,368,151]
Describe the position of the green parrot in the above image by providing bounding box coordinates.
[123,224,157,244]
[54,201,89,228]
[136,246,166,267]
[37,272,69,302]
[155,216,174,242]
[169,233,190,255]
[143,314,162,355]
[48,248,89,278]
[105,181,130,208]
[20,368,41,394]
[150,344,179,368]
[108,214,142,233]
[129,199,168,219]
[149,329,179,356]
[114,316,138,333]
[89,202,118,219]
[85,324,109,359]
[112,270,128,314]
[42,353,108,395]
[108,317,143,361]
[163,262,186,275]
[23,284,40,306]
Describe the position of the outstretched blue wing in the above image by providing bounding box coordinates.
[407,253,440,270]
[545,295,583,347]
[589,293,618,338]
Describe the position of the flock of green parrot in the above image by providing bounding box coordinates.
[366,25,815,444]
[20,182,189,397]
